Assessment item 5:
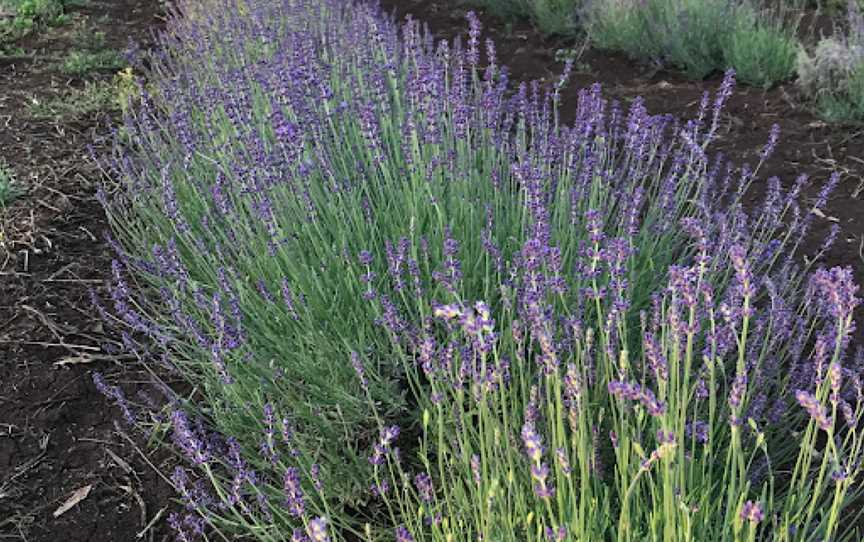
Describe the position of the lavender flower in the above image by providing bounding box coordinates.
[530,462,555,499]
[283,467,305,517]
[471,454,482,485]
[740,500,765,524]
[306,517,329,542]
[521,421,544,462]
[545,525,568,542]
[608,380,667,417]
[170,410,209,465]
[369,425,400,465]
[796,390,833,431]
[395,526,415,542]
[810,267,860,323]
[414,472,434,503]
[92,372,136,425]
[555,448,572,476]
[351,351,368,391]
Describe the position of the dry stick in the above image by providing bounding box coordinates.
[137,506,167,540]
[114,426,176,488]
[0,340,101,351]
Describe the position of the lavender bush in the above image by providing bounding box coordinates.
[471,0,580,35]
[797,1,864,121]
[96,0,863,539]
[584,0,800,85]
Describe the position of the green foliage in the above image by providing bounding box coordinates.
[724,6,800,88]
[584,0,800,85]
[526,0,580,35]
[470,0,528,21]
[61,48,124,75]
[814,61,864,121]
[797,2,864,122]
[816,0,864,12]
[0,0,69,45]
[0,162,19,206]
[584,0,727,78]
[58,24,124,76]
[13,0,63,21]
[29,80,118,120]
[470,0,581,35]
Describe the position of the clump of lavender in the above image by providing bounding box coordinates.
[796,1,864,121]
[96,0,862,540]
[584,0,800,85]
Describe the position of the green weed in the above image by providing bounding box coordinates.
[61,48,124,75]
[29,80,118,120]
[0,0,69,45]
[0,162,20,206]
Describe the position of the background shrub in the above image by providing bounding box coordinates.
[797,1,864,121]
[471,0,581,35]
[584,0,801,85]
[724,4,800,88]
[470,0,528,21]
[525,0,581,35]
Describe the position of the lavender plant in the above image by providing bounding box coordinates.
[525,0,581,35]
[471,0,580,35]
[95,0,863,540]
[724,3,800,88]
[584,0,801,85]
[797,1,864,121]
[470,0,528,21]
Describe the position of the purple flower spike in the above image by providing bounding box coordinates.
[740,500,765,524]
[545,525,568,542]
[829,362,842,403]
[395,526,415,542]
[414,472,434,503]
[170,410,209,465]
[728,372,747,410]
[369,425,400,465]
[351,351,368,391]
[471,454,482,485]
[556,448,572,476]
[810,267,860,323]
[466,11,481,67]
[92,372,136,425]
[283,467,305,517]
[521,420,544,462]
[530,462,555,499]
[796,390,833,431]
[306,517,329,542]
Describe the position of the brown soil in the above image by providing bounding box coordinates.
[0,1,176,541]
[380,0,864,294]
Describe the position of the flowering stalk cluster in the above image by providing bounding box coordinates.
[94,0,862,540]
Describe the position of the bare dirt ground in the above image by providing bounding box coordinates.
[0,1,176,540]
